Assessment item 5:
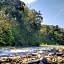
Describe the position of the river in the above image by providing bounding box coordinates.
[0,46,64,64]
[0,46,61,56]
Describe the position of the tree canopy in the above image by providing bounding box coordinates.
[40,25,64,45]
[0,0,64,46]
[0,0,43,46]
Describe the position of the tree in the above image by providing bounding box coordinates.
[0,0,43,46]
[40,25,64,45]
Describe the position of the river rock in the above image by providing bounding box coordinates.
[58,47,64,52]
[56,52,63,56]
[41,58,48,64]
[39,61,44,64]
[0,46,64,64]
[57,56,63,63]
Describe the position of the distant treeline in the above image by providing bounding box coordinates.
[40,25,64,45]
[0,0,64,46]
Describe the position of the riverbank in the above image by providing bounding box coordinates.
[0,46,64,64]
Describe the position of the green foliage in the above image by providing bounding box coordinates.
[40,25,64,45]
[0,0,43,46]
[0,19,14,46]
[40,43,47,46]
[0,0,64,46]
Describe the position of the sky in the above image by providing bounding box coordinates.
[20,0,64,28]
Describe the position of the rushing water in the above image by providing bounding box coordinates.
[0,46,58,57]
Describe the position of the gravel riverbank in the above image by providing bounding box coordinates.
[0,46,64,64]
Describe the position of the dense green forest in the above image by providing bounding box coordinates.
[0,0,64,46]
[40,25,64,45]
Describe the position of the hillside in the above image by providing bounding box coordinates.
[40,25,64,45]
[0,0,43,46]
[0,0,64,47]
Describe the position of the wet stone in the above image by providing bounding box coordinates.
[56,52,63,56]
[0,46,64,64]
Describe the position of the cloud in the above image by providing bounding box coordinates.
[20,0,37,4]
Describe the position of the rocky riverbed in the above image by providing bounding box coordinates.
[0,46,64,64]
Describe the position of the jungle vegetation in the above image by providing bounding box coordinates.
[0,0,64,46]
